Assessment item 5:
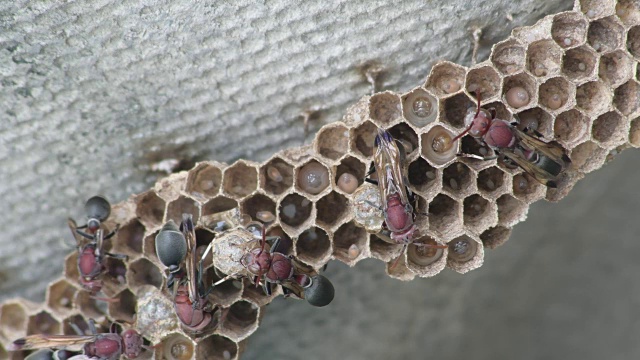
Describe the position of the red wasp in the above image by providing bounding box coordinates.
[452,94,571,187]
[11,319,143,360]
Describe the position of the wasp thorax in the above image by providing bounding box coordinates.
[412,97,433,118]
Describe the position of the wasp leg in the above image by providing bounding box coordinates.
[457,152,498,161]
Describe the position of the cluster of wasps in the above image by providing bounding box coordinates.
[9,92,571,359]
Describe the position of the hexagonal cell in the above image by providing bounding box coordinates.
[458,135,493,171]
[295,160,330,196]
[333,221,367,264]
[75,291,104,320]
[538,77,573,112]
[401,88,438,127]
[442,162,474,198]
[335,156,365,195]
[261,157,294,196]
[463,194,496,232]
[135,190,166,227]
[516,107,554,137]
[554,109,590,147]
[166,196,200,225]
[576,81,612,117]
[630,117,640,147]
[562,45,598,82]
[0,302,28,335]
[107,289,136,324]
[185,162,222,198]
[201,196,238,222]
[526,40,563,78]
[241,194,276,224]
[351,121,377,158]
[592,111,627,147]
[616,0,640,26]
[156,333,195,360]
[405,236,447,277]
[142,230,160,264]
[480,225,513,249]
[242,277,278,307]
[46,279,77,314]
[196,334,238,360]
[599,50,634,88]
[222,300,259,341]
[628,26,640,59]
[278,193,312,228]
[477,166,507,198]
[491,39,525,75]
[441,93,474,128]
[512,173,546,203]
[116,219,145,256]
[368,235,402,262]
[103,257,127,297]
[571,140,608,173]
[266,226,293,254]
[421,126,459,166]
[388,122,419,156]
[206,267,243,307]
[587,16,625,53]
[502,73,536,110]
[316,124,349,160]
[428,194,460,236]
[465,66,501,99]
[447,235,483,273]
[551,12,588,49]
[64,251,80,284]
[497,194,528,227]
[295,227,331,265]
[127,258,163,289]
[369,92,401,126]
[316,191,349,229]
[27,311,60,335]
[408,157,439,195]
[222,161,258,198]
[62,314,92,335]
[613,80,640,116]
[425,61,466,97]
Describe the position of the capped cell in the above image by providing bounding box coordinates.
[551,12,588,48]
[526,40,563,78]
[554,109,591,147]
[491,39,525,75]
[587,16,625,53]
[369,92,401,126]
[185,162,223,199]
[401,88,438,127]
[315,123,349,161]
[261,157,294,196]
[425,61,466,97]
[562,45,598,83]
[222,161,258,198]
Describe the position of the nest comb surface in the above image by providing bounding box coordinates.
[2,0,640,359]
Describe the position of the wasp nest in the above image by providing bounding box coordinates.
[1,0,639,358]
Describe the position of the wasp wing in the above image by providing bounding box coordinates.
[181,213,198,303]
[373,129,411,209]
[501,149,560,188]
[11,334,96,351]
[513,127,571,167]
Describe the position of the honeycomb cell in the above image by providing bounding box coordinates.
[143,230,160,263]
[480,225,513,249]
[333,221,367,264]
[46,279,77,314]
[206,268,243,307]
[223,161,258,198]
[580,0,615,19]
[628,26,640,59]
[587,16,625,53]
[196,334,238,360]
[516,107,553,137]
[222,301,259,341]
[369,92,401,126]
[27,311,60,335]
[497,194,528,227]
[630,117,640,147]
[242,277,279,307]
[572,140,608,173]
[405,236,447,277]
[613,81,640,118]
[185,162,222,199]
[241,194,276,224]
[538,77,573,112]
[401,88,438,127]
[463,194,497,233]
[562,45,598,83]
[351,121,377,158]
[441,93,474,128]
[592,111,627,147]
[421,126,459,166]
[166,196,200,225]
[261,157,294,196]
[62,314,90,335]
[458,136,493,171]
[335,156,365,195]
[446,235,483,273]
[278,193,312,228]
[201,196,238,224]
[616,0,640,26]
[599,50,634,88]
[477,166,507,198]
[75,291,103,319]
[526,40,563,78]
[442,162,474,198]
[554,109,591,147]
[267,226,293,254]
[296,160,330,196]
[369,234,404,262]
[0,302,28,335]
[155,333,195,360]
[512,173,546,203]
[316,124,349,160]
[576,81,612,116]
[316,191,349,229]
[425,61,466,97]
[64,251,80,284]
[502,73,537,110]
[388,123,419,156]
[296,227,331,265]
[408,157,439,195]
[428,194,460,236]
[491,39,525,75]
[127,258,163,289]
[102,257,127,295]
[551,12,588,49]
[195,227,215,251]
[116,219,145,256]
[107,289,136,324]
[135,190,166,227]
[465,66,501,100]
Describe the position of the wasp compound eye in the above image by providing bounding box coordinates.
[84,195,111,222]
[303,275,335,307]
[155,220,187,268]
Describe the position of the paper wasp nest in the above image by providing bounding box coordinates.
[1,0,638,358]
